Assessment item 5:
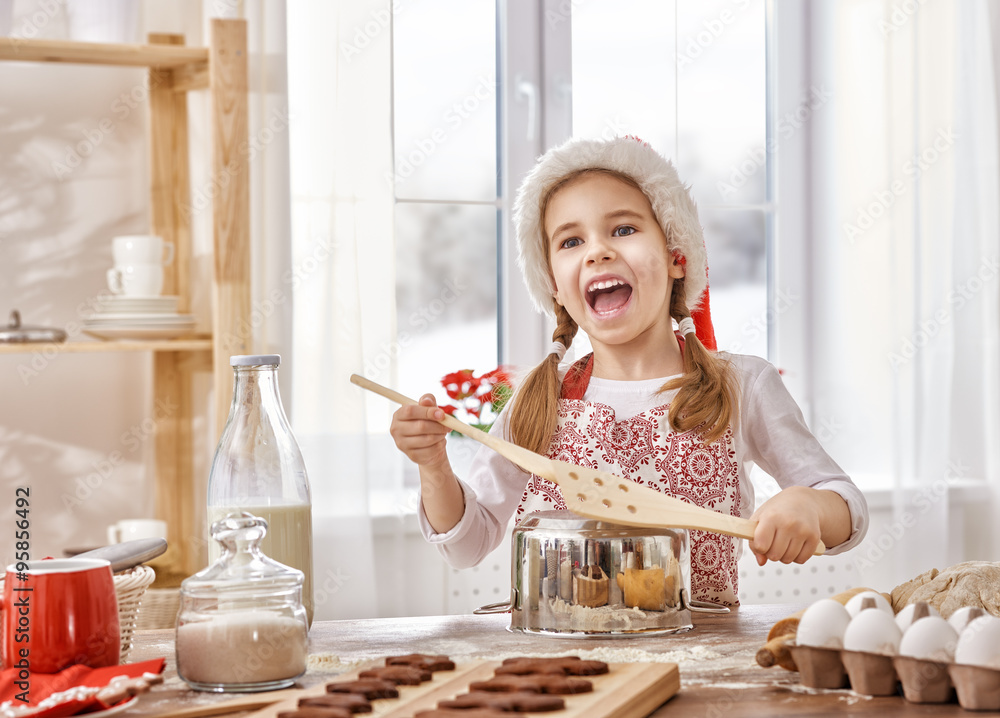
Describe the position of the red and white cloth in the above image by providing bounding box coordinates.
[419,352,869,606]
[0,658,164,716]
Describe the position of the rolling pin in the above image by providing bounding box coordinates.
[755,587,890,670]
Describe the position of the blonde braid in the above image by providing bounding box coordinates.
[508,304,579,455]
[661,280,738,444]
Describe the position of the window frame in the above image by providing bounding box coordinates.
[497,0,573,368]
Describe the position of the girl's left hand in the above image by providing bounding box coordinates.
[748,486,824,565]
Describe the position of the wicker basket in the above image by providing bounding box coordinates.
[135,587,181,631]
[114,565,156,661]
[0,565,155,664]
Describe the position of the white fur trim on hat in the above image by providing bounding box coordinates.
[513,136,707,317]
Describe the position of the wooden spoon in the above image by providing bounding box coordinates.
[350,374,826,554]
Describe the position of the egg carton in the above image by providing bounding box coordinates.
[790,596,1000,710]
[791,644,1000,708]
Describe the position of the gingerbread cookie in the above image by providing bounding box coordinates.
[278,708,353,718]
[573,564,609,607]
[299,693,373,712]
[438,691,566,711]
[468,674,593,694]
[496,656,609,676]
[95,683,136,706]
[386,653,456,672]
[619,566,668,610]
[325,678,399,699]
[95,675,160,707]
[414,710,511,718]
[358,665,432,685]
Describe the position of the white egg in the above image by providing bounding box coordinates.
[844,608,903,654]
[948,606,986,635]
[845,590,893,617]
[899,616,959,662]
[796,598,852,649]
[955,615,1000,668]
[895,601,941,632]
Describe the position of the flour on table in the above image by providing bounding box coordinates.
[307,654,369,673]
[447,644,724,666]
[306,644,726,675]
[781,682,874,705]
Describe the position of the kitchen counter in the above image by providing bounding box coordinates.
[124,604,968,716]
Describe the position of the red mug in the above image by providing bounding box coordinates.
[2,558,120,674]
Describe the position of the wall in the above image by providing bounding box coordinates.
[0,0,211,566]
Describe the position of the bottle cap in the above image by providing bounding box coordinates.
[231,354,281,366]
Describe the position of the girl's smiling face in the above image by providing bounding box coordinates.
[545,171,685,353]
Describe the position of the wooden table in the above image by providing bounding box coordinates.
[124,605,970,716]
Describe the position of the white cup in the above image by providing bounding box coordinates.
[106,519,168,545]
[112,235,174,267]
[107,263,164,296]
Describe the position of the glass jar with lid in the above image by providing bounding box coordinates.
[176,512,308,692]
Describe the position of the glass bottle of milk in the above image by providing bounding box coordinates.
[207,355,314,626]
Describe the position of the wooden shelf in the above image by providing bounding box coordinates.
[0,37,209,69]
[1,20,250,577]
[0,337,212,355]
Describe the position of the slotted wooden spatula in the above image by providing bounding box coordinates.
[350,374,825,554]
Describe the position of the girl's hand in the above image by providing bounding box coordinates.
[390,394,467,534]
[389,394,451,469]
[748,486,825,565]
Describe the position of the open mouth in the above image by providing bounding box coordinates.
[586,278,633,315]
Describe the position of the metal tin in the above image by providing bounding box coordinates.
[0,310,67,343]
[476,510,727,637]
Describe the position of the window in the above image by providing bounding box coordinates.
[569,0,769,360]
[388,0,771,394]
[294,0,999,496]
[391,0,500,398]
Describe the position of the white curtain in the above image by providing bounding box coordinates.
[286,0,409,619]
[807,0,1000,586]
[137,0,412,617]
[243,0,295,358]
[178,0,396,618]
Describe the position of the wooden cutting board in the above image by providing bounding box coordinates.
[153,660,679,718]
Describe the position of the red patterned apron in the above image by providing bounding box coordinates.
[514,351,743,606]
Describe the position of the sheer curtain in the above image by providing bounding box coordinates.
[803,0,1000,587]
[286,0,409,619]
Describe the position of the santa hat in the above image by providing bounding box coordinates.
[513,136,717,351]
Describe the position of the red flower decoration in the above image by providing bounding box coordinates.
[439,366,514,432]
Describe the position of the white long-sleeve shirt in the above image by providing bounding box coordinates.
[418,353,869,575]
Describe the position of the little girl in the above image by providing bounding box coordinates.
[390,136,868,606]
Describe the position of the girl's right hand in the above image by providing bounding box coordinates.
[389,394,451,468]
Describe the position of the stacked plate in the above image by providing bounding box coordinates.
[83,295,196,340]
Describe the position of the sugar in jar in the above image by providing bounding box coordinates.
[176,512,308,692]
